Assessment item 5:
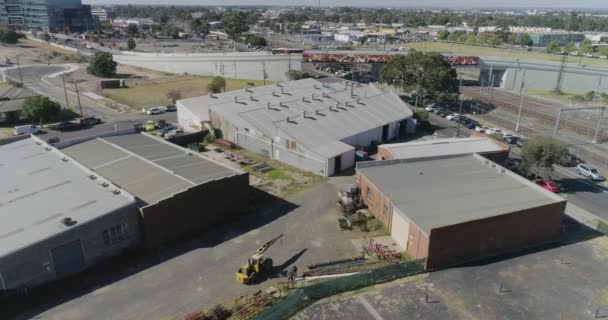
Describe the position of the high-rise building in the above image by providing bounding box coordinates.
[0,0,94,32]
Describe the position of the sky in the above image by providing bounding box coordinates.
[82,0,608,9]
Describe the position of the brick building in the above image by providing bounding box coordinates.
[356,154,566,269]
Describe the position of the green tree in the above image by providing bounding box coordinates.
[437,30,449,40]
[466,34,477,44]
[477,33,488,45]
[456,33,467,43]
[222,11,249,39]
[190,18,209,38]
[127,24,139,37]
[245,34,267,47]
[0,28,19,44]
[41,32,51,42]
[127,38,136,51]
[22,96,61,127]
[447,33,457,42]
[546,40,561,53]
[598,46,608,57]
[87,52,117,77]
[207,76,226,93]
[382,52,459,106]
[521,136,569,178]
[287,70,305,80]
[564,41,575,53]
[488,35,499,46]
[516,33,532,47]
[580,39,594,55]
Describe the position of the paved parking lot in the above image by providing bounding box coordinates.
[6,176,364,320]
[295,223,608,320]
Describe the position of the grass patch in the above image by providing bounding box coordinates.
[400,42,608,67]
[0,82,8,89]
[230,148,325,197]
[101,76,269,108]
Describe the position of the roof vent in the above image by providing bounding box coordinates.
[88,174,97,180]
[101,182,110,187]
[322,93,330,98]
[315,109,325,116]
[302,96,308,103]
[301,111,306,119]
[250,96,258,101]
[314,84,321,90]
[60,217,77,227]
[277,82,283,88]
[44,147,51,151]
[345,101,355,108]
[245,87,253,93]
[61,157,69,162]
[279,102,288,108]
[357,98,363,104]
[322,83,329,88]
[418,172,424,175]
[209,92,217,98]
[35,141,42,145]
[280,87,285,94]
[112,189,121,195]
[233,96,238,103]
[272,91,280,97]
[267,102,272,109]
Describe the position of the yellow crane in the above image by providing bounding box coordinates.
[236,233,283,285]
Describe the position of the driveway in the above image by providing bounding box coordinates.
[7,176,362,320]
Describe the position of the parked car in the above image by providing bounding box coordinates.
[424,106,435,112]
[163,105,177,112]
[156,119,170,129]
[516,138,528,147]
[533,179,560,193]
[144,120,156,132]
[80,116,101,126]
[159,125,177,137]
[14,124,41,135]
[576,163,605,181]
[164,128,184,139]
[54,121,81,131]
[446,114,459,121]
[504,135,520,144]
[437,110,450,118]
[474,125,488,133]
[485,128,504,135]
[143,107,165,115]
[560,154,583,167]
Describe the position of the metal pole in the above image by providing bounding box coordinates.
[16,55,24,86]
[516,83,525,132]
[488,74,495,104]
[61,75,70,109]
[456,97,463,137]
[74,80,83,116]
[593,107,605,143]
[554,109,562,136]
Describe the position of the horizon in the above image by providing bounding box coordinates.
[81,0,608,10]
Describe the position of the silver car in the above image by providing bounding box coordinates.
[576,163,605,181]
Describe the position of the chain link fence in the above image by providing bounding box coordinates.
[256,259,425,320]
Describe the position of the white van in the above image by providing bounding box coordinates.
[14,125,41,135]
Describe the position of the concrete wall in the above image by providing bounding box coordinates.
[502,67,608,93]
[0,204,140,291]
[140,173,249,249]
[357,171,393,228]
[426,201,566,269]
[113,52,302,81]
[177,101,205,132]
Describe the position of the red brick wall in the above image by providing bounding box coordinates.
[140,173,250,249]
[406,223,430,263]
[426,201,566,269]
[357,171,394,230]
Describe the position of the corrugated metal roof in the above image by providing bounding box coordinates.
[380,137,508,160]
[177,78,413,159]
[62,134,240,205]
[358,154,564,235]
[0,137,136,257]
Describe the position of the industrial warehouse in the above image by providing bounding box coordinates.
[0,136,140,292]
[177,78,415,176]
[356,154,566,269]
[62,133,249,248]
[377,136,510,164]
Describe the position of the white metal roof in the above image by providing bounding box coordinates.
[379,137,508,160]
[0,137,136,257]
[177,78,413,159]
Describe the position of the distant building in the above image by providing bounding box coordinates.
[529,32,585,47]
[91,7,114,23]
[112,18,155,28]
[0,0,95,32]
[208,21,223,31]
[0,86,38,123]
[334,31,368,43]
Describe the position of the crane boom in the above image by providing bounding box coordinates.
[256,233,283,255]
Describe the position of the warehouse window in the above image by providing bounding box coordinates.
[103,223,127,246]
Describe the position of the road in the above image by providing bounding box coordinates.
[1,64,176,125]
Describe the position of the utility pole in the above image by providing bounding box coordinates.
[515,69,528,132]
[488,74,495,104]
[262,61,267,85]
[593,107,605,144]
[74,80,83,116]
[456,77,464,137]
[15,55,23,86]
[61,75,70,109]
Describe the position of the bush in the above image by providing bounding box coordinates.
[0,27,19,44]
[413,110,429,121]
[365,217,385,233]
[207,76,226,93]
[203,133,216,145]
[87,52,117,77]
[487,133,505,142]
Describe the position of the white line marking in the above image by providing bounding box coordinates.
[357,296,385,320]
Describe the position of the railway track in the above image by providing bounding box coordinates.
[463,87,608,142]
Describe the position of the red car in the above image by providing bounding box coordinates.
[533,179,560,193]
